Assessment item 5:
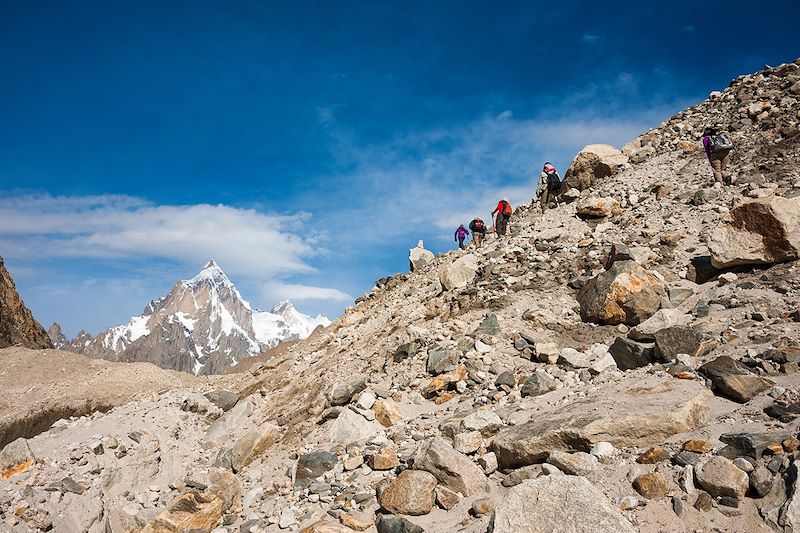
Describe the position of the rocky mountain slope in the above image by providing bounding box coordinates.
[0,256,52,350]
[54,261,329,375]
[2,58,800,533]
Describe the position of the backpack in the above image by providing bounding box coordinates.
[546,171,561,193]
[470,219,485,232]
[708,132,734,153]
[500,200,512,215]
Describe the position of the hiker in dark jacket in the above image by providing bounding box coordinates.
[454,224,469,249]
[536,162,561,211]
[491,198,512,237]
[702,125,733,185]
[468,218,486,248]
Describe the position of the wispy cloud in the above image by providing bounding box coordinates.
[0,194,317,278]
[581,33,601,43]
[262,282,353,303]
[681,25,696,33]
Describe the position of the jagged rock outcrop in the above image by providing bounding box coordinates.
[409,240,434,272]
[47,323,68,349]
[0,256,52,350]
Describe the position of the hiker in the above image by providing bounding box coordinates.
[536,162,561,211]
[491,198,513,237]
[454,224,469,249]
[702,125,734,185]
[468,217,486,248]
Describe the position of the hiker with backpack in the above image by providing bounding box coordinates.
[702,125,734,185]
[454,224,469,249]
[468,217,486,248]
[491,198,513,237]
[536,162,561,211]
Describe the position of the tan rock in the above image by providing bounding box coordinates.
[436,486,461,510]
[378,470,437,515]
[633,473,670,499]
[576,260,665,326]
[637,447,671,464]
[491,476,637,533]
[141,491,225,532]
[563,144,629,191]
[415,436,488,496]
[683,440,714,453]
[0,438,36,480]
[576,197,621,218]
[339,513,374,531]
[454,431,483,454]
[471,497,496,515]
[695,456,749,500]
[439,254,479,291]
[708,196,800,268]
[369,447,400,470]
[491,376,711,469]
[373,399,403,427]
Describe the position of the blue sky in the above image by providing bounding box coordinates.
[1,0,798,336]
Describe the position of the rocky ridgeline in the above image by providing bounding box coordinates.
[0,256,52,351]
[1,60,800,533]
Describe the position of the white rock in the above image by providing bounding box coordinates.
[590,442,615,458]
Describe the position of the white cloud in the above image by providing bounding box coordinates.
[582,33,601,43]
[0,194,316,278]
[263,282,353,303]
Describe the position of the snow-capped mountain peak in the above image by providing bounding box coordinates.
[60,261,330,376]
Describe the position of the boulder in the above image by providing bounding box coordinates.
[439,254,479,291]
[373,399,403,427]
[559,348,590,369]
[695,456,749,500]
[203,389,240,412]
[328,378,367,406]
[708,196,800,268]
[409,241,434,272]
[546,451,598,476]
[750,466,773,498]
[414,436,487,496]
[295,451,338,489]
[719,432,792,460]
[490,476,637,533]
[329,408,380,445]
[633,472,670,499]
[576,197,621,218]
[563,144,629,192]
[378,470,437,516]
[426,346,459,375]
[370,448,400,470]
[609,336,656,370]
[629,308,688,341]
[698,356,774,403]
[473,313,501,336]
[374,514,425,533]
[491,376,711,468]
[227,424,280,473]
[0,437,36,479]
[300,521,354,533]
[653,326,717,361]
[454,431,482,454]
[520,371,557,397]
[576,260,666,326]
[459,410,503,437]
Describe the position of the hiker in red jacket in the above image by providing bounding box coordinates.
[491,198,512,237]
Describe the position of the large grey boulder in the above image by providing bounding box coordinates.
[491,376,711,468]
[609,336,656,370]
[414,436,487,496]
[490,476,636,533]
[439,254,480,291]
[708,196,800,268]
[562,144,629,192]
[295,450,338,489]
[576,260,666,326]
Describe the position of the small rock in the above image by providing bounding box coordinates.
[694,492,712,511]
[749,466,773,498]
[435,486,460,510]
[471,497,496,516]
[637,447,670,464]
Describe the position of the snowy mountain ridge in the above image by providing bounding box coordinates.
[51,260,331,375]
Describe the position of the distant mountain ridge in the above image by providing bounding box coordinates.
[52,260,330,375]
